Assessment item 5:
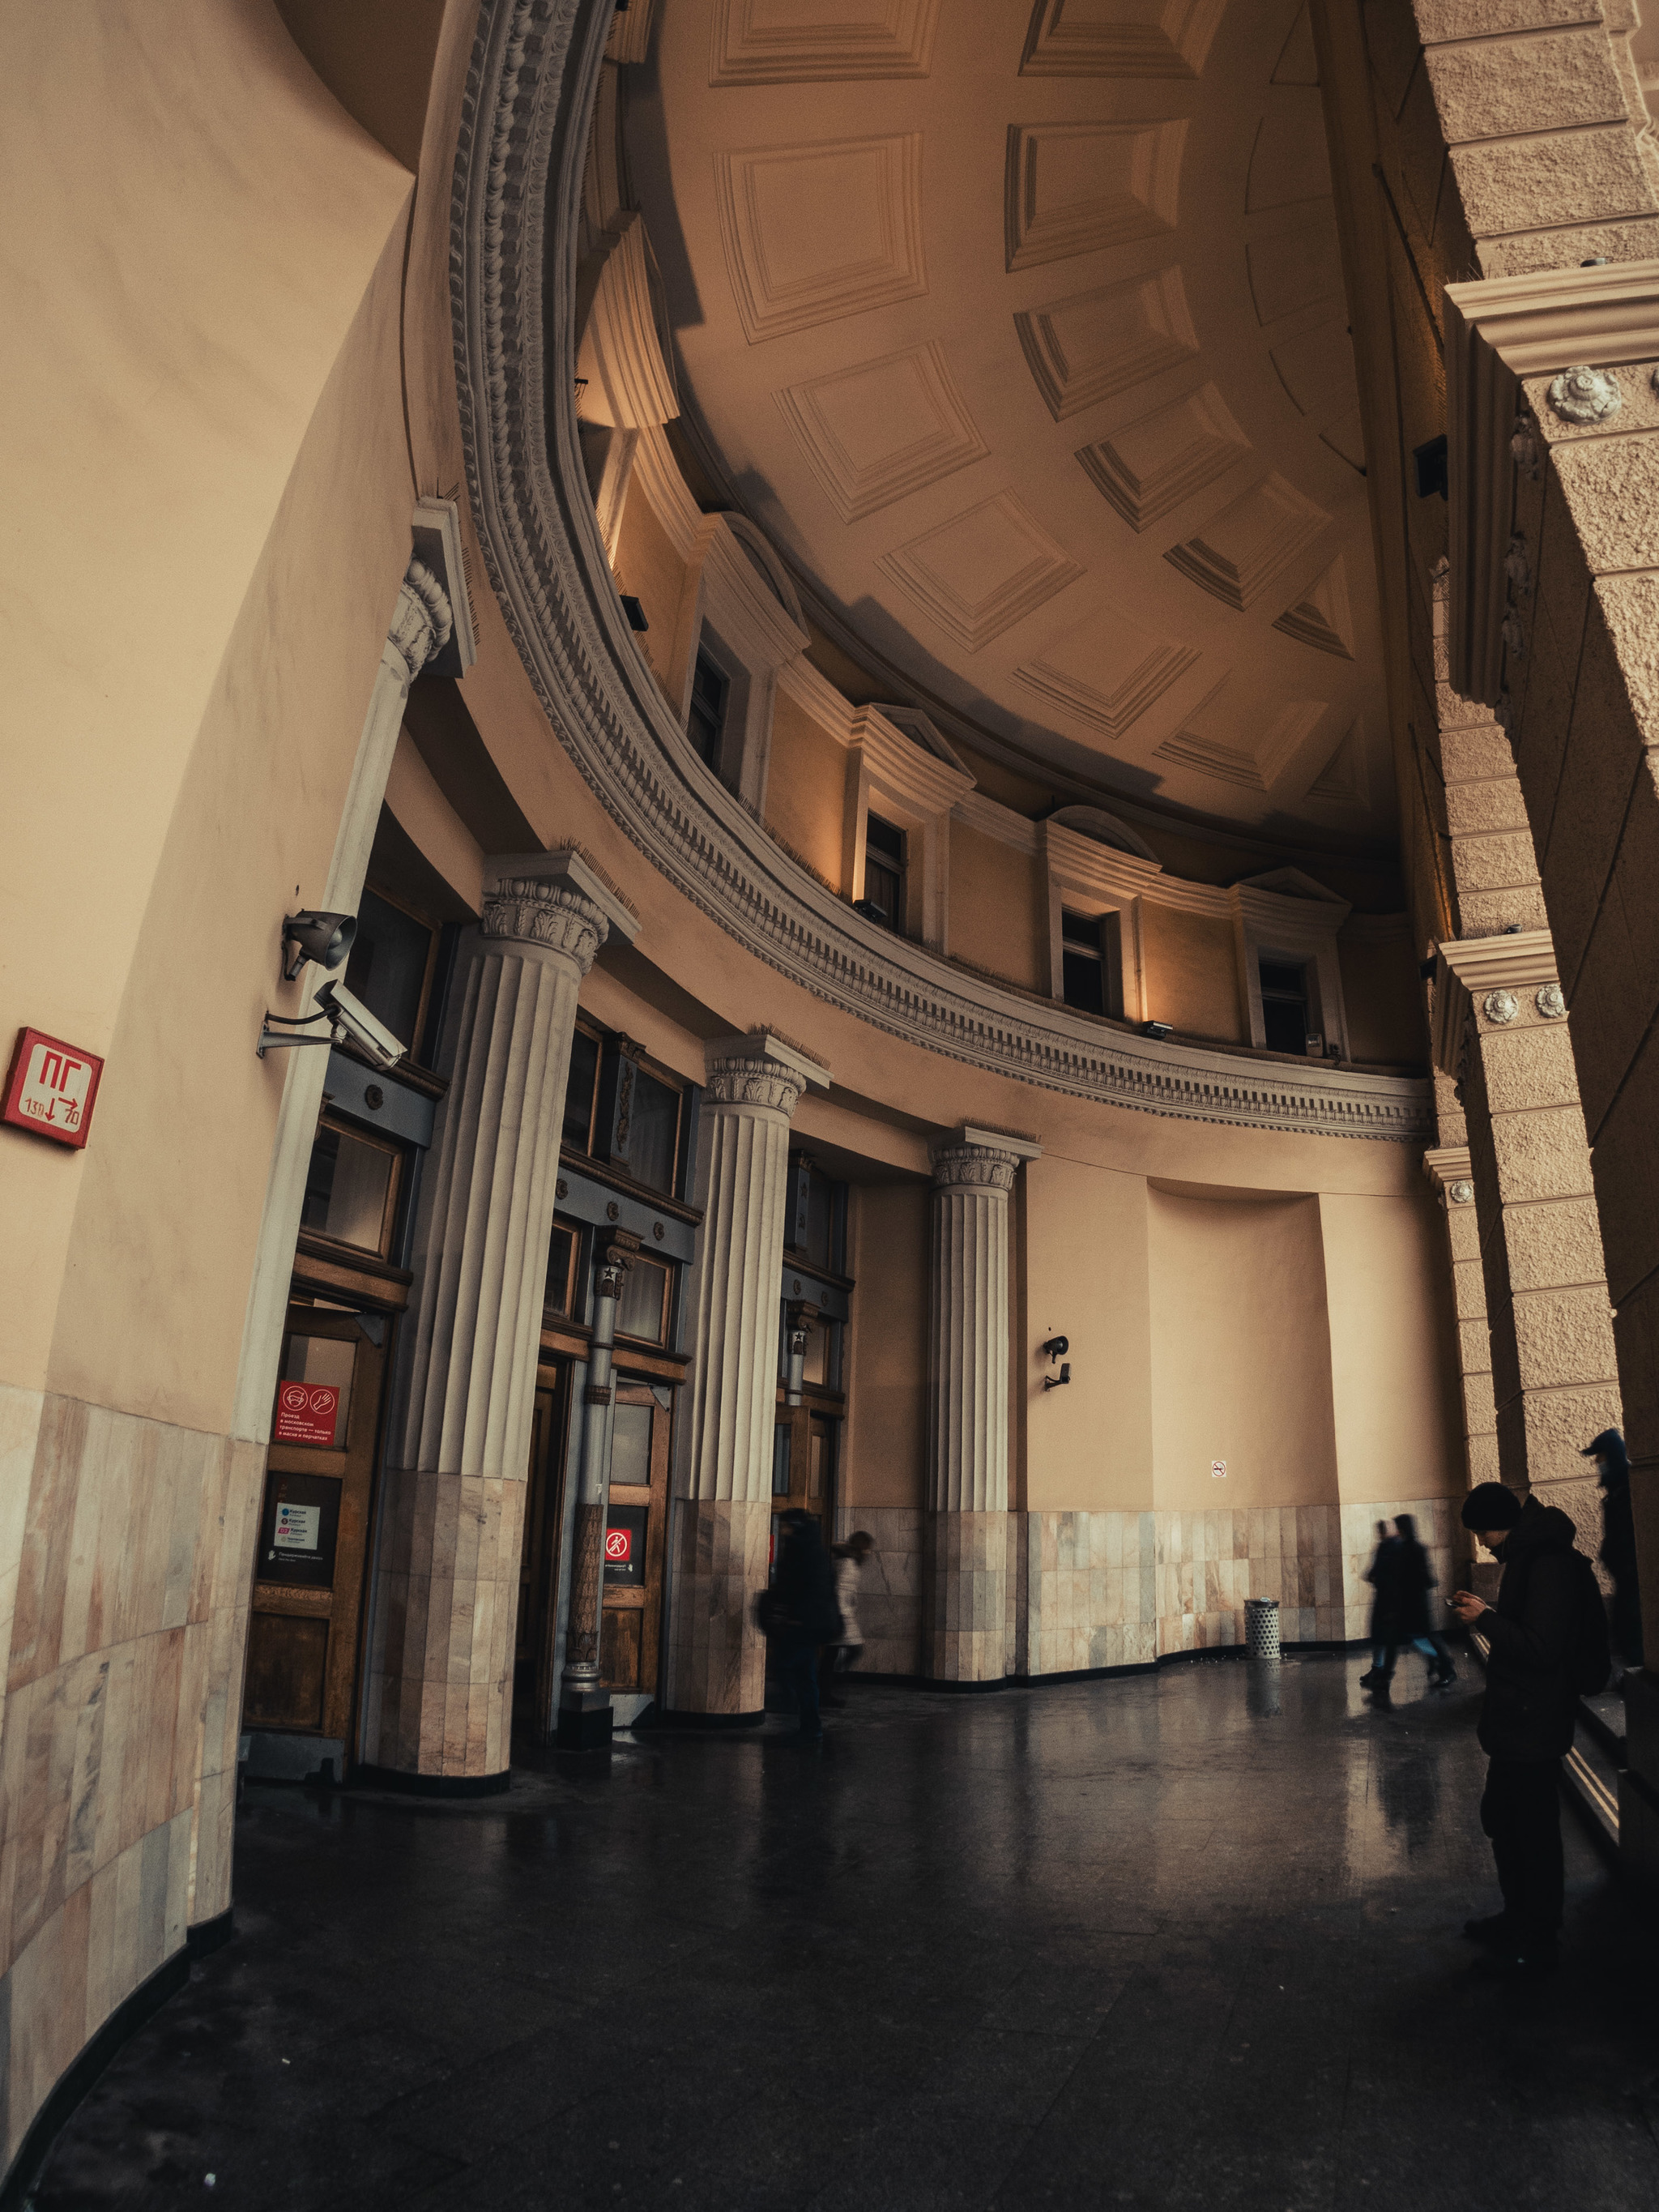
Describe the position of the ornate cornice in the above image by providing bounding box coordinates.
[447,0,1433,1147]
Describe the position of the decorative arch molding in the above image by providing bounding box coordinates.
[446,0,1429,1143]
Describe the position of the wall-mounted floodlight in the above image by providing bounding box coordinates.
[1141,1020,1174,1041]
[1042,1335,1068,1360]
[281,910,356,982]
[1042,1335,1071,1390]
[1043,1363,1072,1392]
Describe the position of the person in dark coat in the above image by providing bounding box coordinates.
[1449,1483,1585,1975]
[1358,1521,1397,1685]
[1363,1514,1456,1703]
[1582,1428,1642,1668]
[770,1509,841,1740]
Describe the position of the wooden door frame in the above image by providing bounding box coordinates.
[601,1377,671,1696]
[252,1302,394,1748]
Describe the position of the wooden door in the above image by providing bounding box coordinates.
[769,1406,839,1569]
[244,1305,387,1749]
[517,1368,573,1737]
[599,1381,670,1695]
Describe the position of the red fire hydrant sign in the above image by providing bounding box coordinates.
[2,1029,104,1150]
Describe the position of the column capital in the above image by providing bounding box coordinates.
[1444,258,1659,706]
[1422,1146,1476,1208]
[387,559,454,685]
[1430,932,1560,1078]
[703,1030,829,1117]
[482,848,640,974]
[929,1125,1042,1194]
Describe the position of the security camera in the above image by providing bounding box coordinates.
[317,982,406,1072]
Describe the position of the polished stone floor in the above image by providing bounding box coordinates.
[32,1657,1659,2212]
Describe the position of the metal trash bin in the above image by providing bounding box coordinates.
[1245,1595,1281,1661]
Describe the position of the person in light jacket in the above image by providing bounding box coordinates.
[821,1531,874,1707]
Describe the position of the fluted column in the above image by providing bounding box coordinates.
[364,850,637,1783]
[663,1031,828,1719]
[924,1127,1040,1683]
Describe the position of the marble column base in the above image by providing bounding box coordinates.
[663,1497,770,1718]
[361,1470,525,1777]
[923,1510,1008,1683]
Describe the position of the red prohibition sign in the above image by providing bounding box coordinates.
[604,1528,631,1561]
[279,1384,308,1412]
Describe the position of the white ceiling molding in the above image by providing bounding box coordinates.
[1444,257,1659,707]
[446,0,1431,1144]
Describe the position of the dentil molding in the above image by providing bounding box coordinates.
[447,0,1431,1146]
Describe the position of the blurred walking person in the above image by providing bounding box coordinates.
[770,1509,841,1740]
[1358,1519,1397,1688]
[1363,1514,1456,1705]
[821,1531,874,1707]
[1582,1428,1643,1668]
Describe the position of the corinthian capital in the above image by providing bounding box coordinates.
[483,878,610,973]
[481,847,641,975]
[703,1029,830,1119]
[929,1123,1043,1194]
[388,558,455,683]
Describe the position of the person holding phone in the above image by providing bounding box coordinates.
[1448,1483,1592,1977]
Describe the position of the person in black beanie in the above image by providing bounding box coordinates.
[1448,1481,1589,1975]
[1582,1428,1642,1668]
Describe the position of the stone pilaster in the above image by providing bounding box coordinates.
[1432,934,1620,1552]
[1422,1136,1499,1493]
[364,851,636,1781]
[923,1126,1039,1682]
[664,1030,828,1719]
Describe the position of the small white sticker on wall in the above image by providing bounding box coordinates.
[1211,1460,1227,1480]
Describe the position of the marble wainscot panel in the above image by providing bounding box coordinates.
[1009,1498,1463,1679]
[833,1506,922,1676]
[0,1390,265,2170]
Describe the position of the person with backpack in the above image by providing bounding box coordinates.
[1448,1482,1610,1976]
[1359,1514,1456,1704]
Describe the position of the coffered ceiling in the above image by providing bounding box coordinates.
[626,0,1391,845]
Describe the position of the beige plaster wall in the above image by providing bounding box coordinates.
[0,0,412,1409]
[614,485,690,705]
[1141,908,1245,1042]
[762,692,845,889]
[949,826,1044,995]
[1022,1158,1154,1515]
[1318,1190,1464,1505]
[1147,1185,1339,1514]
[1340,935,1428,1066]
